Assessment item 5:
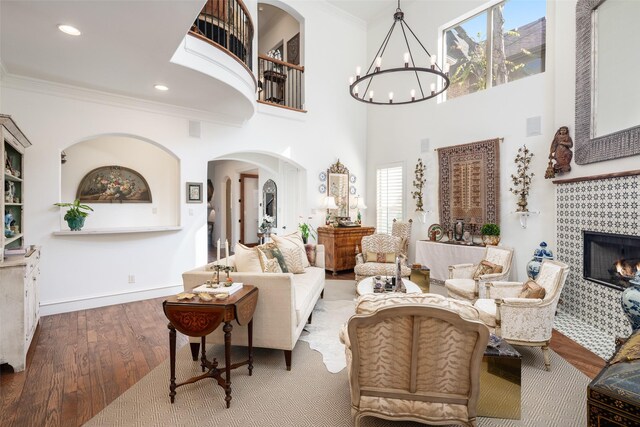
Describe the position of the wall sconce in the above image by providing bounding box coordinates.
[512,211,540,229]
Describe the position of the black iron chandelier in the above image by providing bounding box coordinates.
[349,0,450,105]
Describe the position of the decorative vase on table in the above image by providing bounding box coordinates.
[526,241,554,280]
[622,272,640,332]
[454,219,464,241]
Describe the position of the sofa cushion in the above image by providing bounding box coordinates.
[473,298,497,327]
[282,247,305,274]
[234,243,262,273]
[366,251,396,263]
[258,242,288,273]
[354,262,411,278]
[304,243,317,266]
[445,278,476,300]
[294,267,325,325]
[272,231,310,268]
[473,260,503,279]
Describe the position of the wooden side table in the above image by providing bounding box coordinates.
[162,285,258,408]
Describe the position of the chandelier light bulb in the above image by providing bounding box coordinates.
[356,66,361,79]
[410,89,416,101]
[376,56,382,71]
[444,62,451,74]
[404,52,410,67]
[431,55,437,68]
[389,92,394,104]
[369,91,374,102]
[354,85,359,96]
[430,83,436,95]
[349,76,354,85]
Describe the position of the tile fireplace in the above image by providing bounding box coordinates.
[583,231,640,291]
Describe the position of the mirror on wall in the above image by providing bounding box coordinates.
[327,160,349,219]
[575,0,640,164]
[263,179,277,227]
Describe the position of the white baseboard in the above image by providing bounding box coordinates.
[39,284,183,316]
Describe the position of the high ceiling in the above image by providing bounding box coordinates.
[0,0,405,118]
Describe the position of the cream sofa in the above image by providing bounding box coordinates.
[182,245,325,370]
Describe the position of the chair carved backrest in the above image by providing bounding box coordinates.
[361,234,401,260]
[347,302,489,420]
[484,245,514,274]
[392,219,413,256]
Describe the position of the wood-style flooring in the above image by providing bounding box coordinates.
[1,274,606,427]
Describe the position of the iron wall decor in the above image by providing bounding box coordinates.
[76,165,151,203]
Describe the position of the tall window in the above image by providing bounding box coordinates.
[376,164,404,234]
[442,0,546,100]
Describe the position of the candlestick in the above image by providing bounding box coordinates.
[217,238,221,261]
[225,239,229,267]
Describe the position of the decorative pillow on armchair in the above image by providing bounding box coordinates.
[518,279,546,299]
[366,251,396,263]
[473,260,503,279]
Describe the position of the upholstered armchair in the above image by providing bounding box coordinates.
[354,234,411,281]
[391,218,412,257]
[445,245,514,302]
[473,259,570,370]
[340,293,490,427]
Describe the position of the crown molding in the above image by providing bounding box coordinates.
[0,72,247,128]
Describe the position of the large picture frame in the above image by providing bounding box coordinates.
[186,182,203,203]
[76,165,152,203]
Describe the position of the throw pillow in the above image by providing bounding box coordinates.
[263,258,283,273]
[272,231,310,268]
[304,243,317,266]
[518,279,546,299]
[281,247,305,274]
[472,260,504,279]
[366,251,395,263]
[234,243,262,273]
[257,242,289,273]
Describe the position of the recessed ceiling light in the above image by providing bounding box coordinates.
[58,24,81,36]
[154,84,169,91]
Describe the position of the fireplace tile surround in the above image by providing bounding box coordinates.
[555,173,640,359]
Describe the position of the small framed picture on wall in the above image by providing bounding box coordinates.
[186,182,203,203]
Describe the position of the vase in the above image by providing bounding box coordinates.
[454,219,464,241]
[526,241,554,280]
[482,235,501,246]
[517,195,528,212]
[67,216,85,231]
[621,277,640,332]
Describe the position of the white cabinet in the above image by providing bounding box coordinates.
[0,247,41,372]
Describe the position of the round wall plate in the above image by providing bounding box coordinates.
[319,171,327,181]
[350,174,357,183]
[350,185,357,195]
[318,184,326,193]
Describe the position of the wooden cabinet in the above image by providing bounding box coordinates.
[0,114,37,373]
[317,226,375,275]
[0,247,41,372]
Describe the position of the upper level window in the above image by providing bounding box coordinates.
[442,0,546,100]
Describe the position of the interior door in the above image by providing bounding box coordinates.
[240,174,259,245]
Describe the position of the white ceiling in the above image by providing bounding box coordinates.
[326,0,414,23]
[0,0,252,119]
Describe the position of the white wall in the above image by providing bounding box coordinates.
[61,135,179,228]
[0,0,367,315]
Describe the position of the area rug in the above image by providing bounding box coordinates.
[84,281,590,427]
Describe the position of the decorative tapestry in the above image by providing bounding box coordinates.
[438,138,500,229]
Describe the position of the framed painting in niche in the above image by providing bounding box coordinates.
[438,138,500,230]
[76,165,152,203]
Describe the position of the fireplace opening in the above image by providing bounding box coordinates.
[583,231,640,291]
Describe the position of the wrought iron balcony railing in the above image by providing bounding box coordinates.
[190,0,254,72]
[258,55,305,112]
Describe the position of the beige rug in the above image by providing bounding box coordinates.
[84,281,590,427]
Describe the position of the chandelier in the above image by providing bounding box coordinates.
[349,1,450,105]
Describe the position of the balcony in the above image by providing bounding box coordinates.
[258,55,305,112]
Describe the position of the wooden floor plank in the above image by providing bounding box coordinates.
[0,289,606,427]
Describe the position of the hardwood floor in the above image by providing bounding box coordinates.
[0,279,605,427]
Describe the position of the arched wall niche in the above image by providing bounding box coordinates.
[60,134,180,229]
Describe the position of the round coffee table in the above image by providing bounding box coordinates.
[356,276,422,296]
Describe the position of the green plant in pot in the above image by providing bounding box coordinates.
[480,223,500,246]
[54,199,94,231]
[298,222,316,244]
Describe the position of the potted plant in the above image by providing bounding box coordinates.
[54,199,93,231]
[480,223,500,246]
[298,222,316,244]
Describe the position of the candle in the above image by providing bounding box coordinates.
[388,92,393,104]
[403,52,409,67]
[354,85,359,97]
[444,62,450,74]
[369,90,374,102]
[410,89,415,100]
[348,76,354,85]
[225,239,229,267]
[375,56,382,70]
[430,55,437,67]
[355,66,361,78]
[217,238,221,261]
[430,83,436,95]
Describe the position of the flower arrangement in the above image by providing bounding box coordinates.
[411,158,426,212]
[509,145,534,212]
[260,215,275,231]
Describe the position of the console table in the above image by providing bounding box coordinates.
[163,285,258,408]
[414,240,485,282]
[317,226,375,275]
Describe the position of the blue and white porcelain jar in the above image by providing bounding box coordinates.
[526,242,554,280]
[622,272,640,332]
